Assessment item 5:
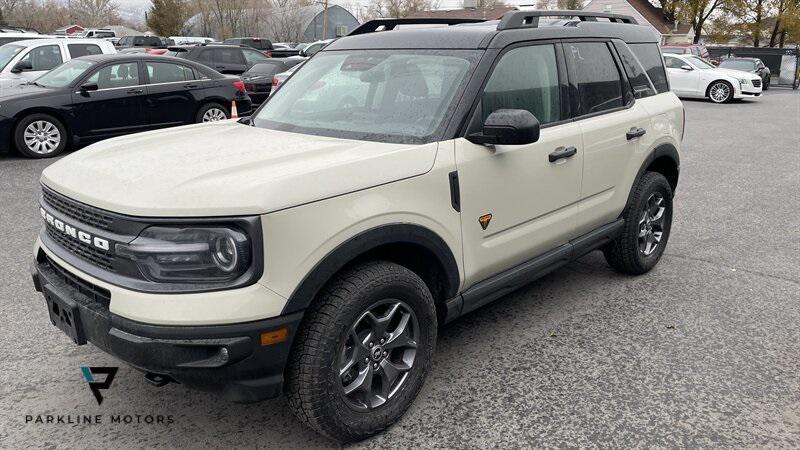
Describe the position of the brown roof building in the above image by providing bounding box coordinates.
[583,0,694,44]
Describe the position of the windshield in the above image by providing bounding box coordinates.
[685,56,715,69]
[253,50,477,144]
[719,59,756,71]
[35,59,95,87]
[0,44,24,71]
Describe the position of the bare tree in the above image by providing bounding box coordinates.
[367,0,440,18]
[68,0,120,27]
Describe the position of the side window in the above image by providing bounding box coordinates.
[629,43,669,94]
[197,49,214,64]
[242,48,268,65]
[18,45,63,71]
[85,62,140,89]
[68,44,102,58]
[664,55,685,69]
[215,48,245,65]
[481,44,560,125]
[566,42,623,116]
[146,62,194,83]
[614,42,655,98]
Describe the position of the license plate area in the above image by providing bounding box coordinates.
[44,284,87,345]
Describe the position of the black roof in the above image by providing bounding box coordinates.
[77,53,189,63]
[327,11,659,52]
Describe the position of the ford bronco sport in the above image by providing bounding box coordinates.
[31,11,683,442]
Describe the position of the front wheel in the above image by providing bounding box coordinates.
[603,172,673,275]
[707,81,733,103]
[14,113,68,158]
[285,261,437,442]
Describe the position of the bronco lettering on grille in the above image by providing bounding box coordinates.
[40,207,110,251]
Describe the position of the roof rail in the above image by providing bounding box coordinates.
[349,17,488,36]
[497,10,637,30]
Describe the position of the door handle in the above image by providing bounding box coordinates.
[626,127,646,140]
[126,88,143,94]
[549,146,577,163]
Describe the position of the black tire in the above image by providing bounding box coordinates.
[707,80,733,103]
[603,172,673,275]
[14,113,68,158]
[763,76,770,90]
[285,261,437,442]
[195,102,229,123]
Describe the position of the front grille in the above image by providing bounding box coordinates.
[42,187,114,231]
[41,253,111,310]
[46,226,114,272]
[752,79,762,87]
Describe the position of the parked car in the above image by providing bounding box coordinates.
[115,35,163,49]
[169,36,215,45]
[718,57,771,90]
[76,29,116,39]
[222,37,273,55]
[300,38,334,57]
[241,57,305,104]
[664,53,762,103]
[0,38,116,88]
[169,43,270,74]
[0,54,251,158]
[30,11,683,442]
[270,62,303,92]
[0,31,52,46]
[662,43,716,64]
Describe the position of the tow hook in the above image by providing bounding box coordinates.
[144,372,173,387]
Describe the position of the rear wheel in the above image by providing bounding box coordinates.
[603,172,673,275]
[196,103,229,123]
[14,114,67,158]
[285,261,437,442]
[707,81,733,103]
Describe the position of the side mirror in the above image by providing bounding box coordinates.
[11,60,32,73]
[680,65,693,71]
[79,82,99,92]
[237,116,252,125]
[468,109,540,146]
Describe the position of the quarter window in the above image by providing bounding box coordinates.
[629,43,669,94]
[18,45,63,71]
[146,62,195,83]
[566,42,623,116]
[85,62,139,89]
[481,44,560,125]
[614,43,655,98]
[68,44,102,58]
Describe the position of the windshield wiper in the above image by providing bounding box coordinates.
[26,81,45,87]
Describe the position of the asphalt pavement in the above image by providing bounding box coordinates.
[1,89,798,448]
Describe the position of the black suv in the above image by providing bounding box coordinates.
[169,44,271,75]
[223,37,273,54]
[115,35,164,49]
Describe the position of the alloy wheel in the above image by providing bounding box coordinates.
[338,299,419,412]
[709,82,730,103]
[638,192,666,256]
[202,107,227,122]
[23,120,61,155]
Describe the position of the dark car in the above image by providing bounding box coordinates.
[115,35,164,49]
[719,57,771,89]
[222,37,273,55]
[168,44,270,75]
[0,54,252,158]
[240,57,305,104]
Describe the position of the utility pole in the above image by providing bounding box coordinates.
[322,0,328,40]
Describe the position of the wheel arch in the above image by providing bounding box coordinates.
[11,108,73,150]
[281,223,461,324]
[705,78,734,98]
[195,98,230,119]
[627,143,680,204]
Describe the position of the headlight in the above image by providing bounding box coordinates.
[738,78,748,84]
[116,226,251,283]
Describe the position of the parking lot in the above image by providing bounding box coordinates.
[1,89,798,447]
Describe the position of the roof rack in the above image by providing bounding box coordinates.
[349,18,488,36]
[497,10,637,30]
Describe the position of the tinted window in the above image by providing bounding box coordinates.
[95,31,114,38]
[614,42,655,98]
[18,45,63,71]
[215,48,244,64]
[68,44,102,58]
[146,62,194,83]
[630,43,669,94]
[85,62,139,89]
[197,49,214,63]
[482,44,560,125]
[242,48,268,64]
[566,42,623,115]
[133,36,161,47]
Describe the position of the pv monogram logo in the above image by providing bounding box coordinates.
[81,367,118,405]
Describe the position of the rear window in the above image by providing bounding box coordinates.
[133,36,161,47]
[249,61,288,75]
[630,43,669,94]
[68,44,103,58]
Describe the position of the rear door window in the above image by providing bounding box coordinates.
[565,42,624,116]
[146,61,195,83]
[629,43,669,94]
[68,44,103,58]
[214,48,245,65]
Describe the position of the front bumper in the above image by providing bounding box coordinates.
[32,250,303,403]
[0,115,13,153]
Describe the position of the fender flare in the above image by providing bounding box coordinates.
[626,142,680,204]
[281,223,460,315]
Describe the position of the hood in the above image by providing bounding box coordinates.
[42,121,438,217]
[0,80,52,98]
[712,68,760,80]
[0,72,26,89]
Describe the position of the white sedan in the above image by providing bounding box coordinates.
[664,53,763,103]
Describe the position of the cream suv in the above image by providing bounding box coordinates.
[31,12,683,442]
